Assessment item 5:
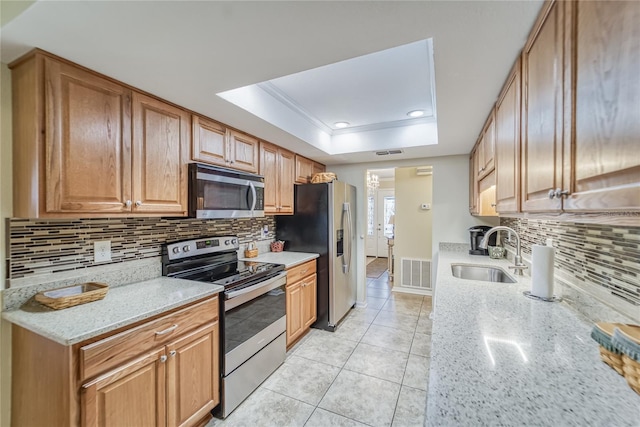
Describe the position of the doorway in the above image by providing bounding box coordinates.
[365,169,395,258]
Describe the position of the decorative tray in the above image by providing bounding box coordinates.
[34,282,109,310]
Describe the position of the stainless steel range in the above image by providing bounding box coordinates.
[162,236,286,418]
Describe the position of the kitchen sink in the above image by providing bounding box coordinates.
[450,264,516,283]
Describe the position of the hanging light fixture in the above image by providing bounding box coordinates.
[367,171,379,191]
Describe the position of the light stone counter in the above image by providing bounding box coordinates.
[427,245,639,426]
[2,277,223,346]
[239,251,319,269]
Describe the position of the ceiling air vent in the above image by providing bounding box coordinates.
[375,149,403,156]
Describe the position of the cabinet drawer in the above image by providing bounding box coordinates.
[286,260,316,286]
[79,296,218,381]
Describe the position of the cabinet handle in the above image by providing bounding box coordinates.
[490,203,496,207]
[124,200,132,207]
[160,355,168,363]
[300,269,308,275]
[169,350,177,357]
[548,189,556,199]
[135,200,142,207]
[155,324,178,336]
[554,188,570,199]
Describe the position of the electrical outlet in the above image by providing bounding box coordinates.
[263,225,269,236]
[94,240,112,263]
[546,238,553,247]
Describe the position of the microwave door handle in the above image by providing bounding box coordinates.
[248,182,257,212]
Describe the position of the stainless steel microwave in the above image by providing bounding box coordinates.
[189,163,265,219]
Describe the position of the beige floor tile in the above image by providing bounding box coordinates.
[392,386,427,427]
[416,314,433,334]
[343,342,409,383]
[366,296,388,310]
[367,286,391,299]
[209,387,314,427]
[373,309,418,332]
[368,280,393,290]
[332,317,371,342]
[381,297,423,316]
[346,307,380,325]
[410,332,432,357]
[318,369,401,427]
[360,324,414,353]
[293,331,358,367]
[305,408,369,427]
[402,354,430,391]
[262,355,340,405]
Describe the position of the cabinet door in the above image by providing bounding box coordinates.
[562,0,640,211]
[44,57,132,214]
[192,115,228,168]
[469,150,479,215]
[132,93,189,215]
[478,112,495,179]
[521,1,564,212]
[295,155,313,184]
[278,149,295,214]
[82,348,166,427]
[286,281,303,346]
[302,274,317,329]
[228,130,259,173]
[260,141,279,214]
[166,322,219,427]
[312,162,326,176]
[495,58,522,213]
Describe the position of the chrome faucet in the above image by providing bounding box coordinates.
[479,226,528,275]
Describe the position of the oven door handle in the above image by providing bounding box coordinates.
[225,272,287,311]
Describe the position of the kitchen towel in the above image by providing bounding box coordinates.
[531,244,555,299]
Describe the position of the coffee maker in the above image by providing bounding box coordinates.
[469,226,497,255]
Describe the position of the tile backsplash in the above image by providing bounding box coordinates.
[7,217,275,279]
[500,217,639,314]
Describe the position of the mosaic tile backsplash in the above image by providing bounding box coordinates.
[500,217,640,308]
[8,217,276,279]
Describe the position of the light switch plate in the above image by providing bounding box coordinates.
[546,238,553,247]
[94,240,112,263]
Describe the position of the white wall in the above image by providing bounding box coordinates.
[330,154,498,304]
[1,62,13,427]
[394,166,432,267]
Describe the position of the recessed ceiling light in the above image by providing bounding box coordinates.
[334,122,350,129]
[407,110,425,118]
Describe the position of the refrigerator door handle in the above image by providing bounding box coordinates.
[343,202,352,273]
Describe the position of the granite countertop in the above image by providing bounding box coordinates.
[2,277,223,346]
[427,246,639,426]
[239,251,319,269]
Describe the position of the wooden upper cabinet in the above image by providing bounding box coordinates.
[295,155,313,184]
[192,116,259,174]
[477,111,496,180]
[469,149,479,215]
[495,57,522,214]
[260,141,294,214]
[312,161,326,176]
[192,116,228,168]
[562,0,640,211]
[132,93,189,215]
[227,130,259,173]
[43,57,132,215]
[521,0,565,212]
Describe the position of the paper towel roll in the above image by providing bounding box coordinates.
[531,244,555,299]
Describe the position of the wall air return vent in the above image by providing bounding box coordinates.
[375,149,403,156]
[401,258,432,290]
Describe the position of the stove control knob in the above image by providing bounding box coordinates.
[232,239,238,245]
[172,247,180,254]
[182,245,190,253]
[224,240,231,245]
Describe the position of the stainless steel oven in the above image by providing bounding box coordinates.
[189,163,265,219]
[162,236,286,418]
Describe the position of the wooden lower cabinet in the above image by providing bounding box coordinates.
[285,259,317,347]
[11,296,220,427]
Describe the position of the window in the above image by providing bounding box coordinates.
[384,196,395,235]
[367,196,374,236]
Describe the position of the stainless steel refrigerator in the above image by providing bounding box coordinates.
[276,181,357,331]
